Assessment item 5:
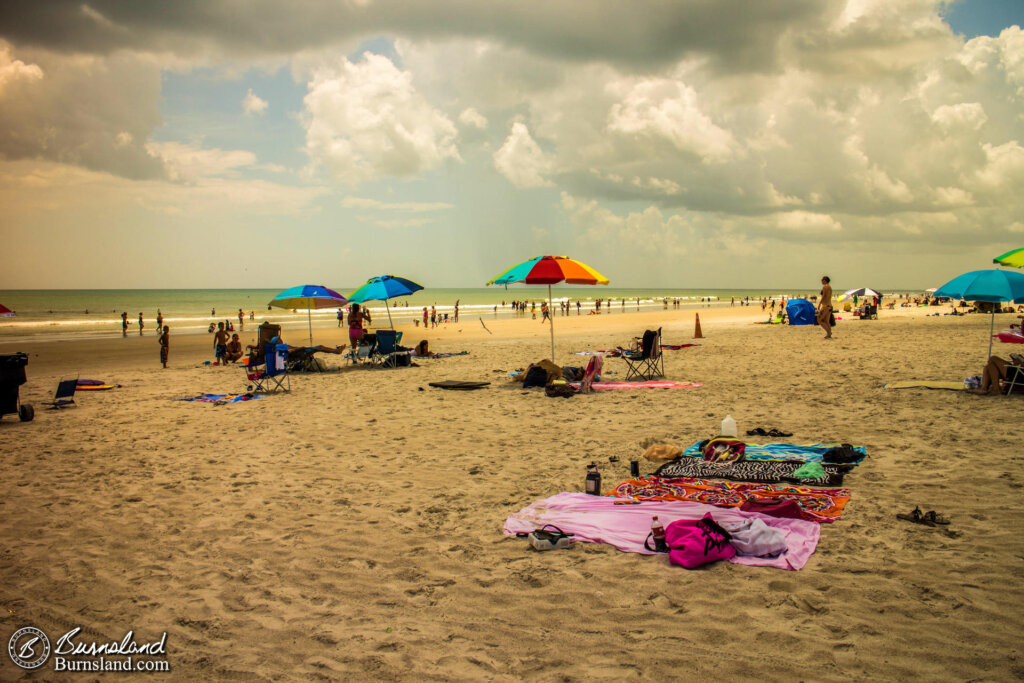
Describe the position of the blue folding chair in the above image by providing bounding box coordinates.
[48,378,78,408]
[244,343,290,392]
[371,330,409,368]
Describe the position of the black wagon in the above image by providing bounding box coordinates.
[0,352,34,422]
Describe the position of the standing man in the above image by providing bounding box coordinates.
[238,308,245,330]
[817,276,834,340]
[138,312,145,336]
[454,300,460,323]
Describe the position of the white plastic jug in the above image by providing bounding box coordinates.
[721,415,737,437]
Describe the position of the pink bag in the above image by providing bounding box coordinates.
[665,513,736,569]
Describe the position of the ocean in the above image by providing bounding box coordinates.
[0,286,858,343]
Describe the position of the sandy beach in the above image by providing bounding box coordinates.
[1,303,1022,680]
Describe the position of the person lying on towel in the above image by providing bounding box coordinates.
[254,334,347,357]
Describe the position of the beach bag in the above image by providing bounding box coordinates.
[664,514,736,569]
[522,366,548,388]
[702,439,745,463]
[545,382,577,398]
[822,444,861,465]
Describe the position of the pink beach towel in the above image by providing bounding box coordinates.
[569,380,702,390]
[504,492,819,570]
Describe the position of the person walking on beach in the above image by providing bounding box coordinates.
[431,306,437,328]
[817,276,834,339]
[454,300,460,323]
[238,308,244,330]
[138,312,145,336]
[337,308,344,327]
[121,311,128,337]
[158,325,169,368]
[422,307,428,328]
[540,301,550,322]
[156,310,163,330]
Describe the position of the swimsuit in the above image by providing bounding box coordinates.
[216,344,227,357]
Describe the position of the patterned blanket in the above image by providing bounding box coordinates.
[611,477,851,523]
[176,393,262,405]
[681,441,866,465]
[655,458,846,486]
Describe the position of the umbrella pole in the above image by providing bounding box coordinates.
[386,301,394,330]
[307,307,313,346]
[548,284,555,360]
[987,309,995,361]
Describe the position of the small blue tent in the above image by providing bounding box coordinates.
[787,299,817,325]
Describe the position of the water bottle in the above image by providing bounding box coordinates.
[721,415,737,437]
[651,516,667,552]
[585,464,601,495]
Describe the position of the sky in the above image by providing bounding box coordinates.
[0,0,1022,290]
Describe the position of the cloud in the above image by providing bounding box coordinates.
[0,41,165,179]
[493,122,553,188]
[303,52,460,183]
[147,141,257,183]
[341,196,453,211]
[242,88,268,115]
[607,77,735,162]
[458,107,487,129]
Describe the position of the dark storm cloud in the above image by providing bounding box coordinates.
[0,0,841,72]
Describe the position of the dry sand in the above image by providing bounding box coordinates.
[2,304,1023,680]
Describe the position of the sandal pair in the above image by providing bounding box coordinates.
[746,427,794,437]
[897,506,951,526]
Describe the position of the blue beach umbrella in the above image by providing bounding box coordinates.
[269,284,348,345]
[934,269,1024,360]
[347,275,424,329]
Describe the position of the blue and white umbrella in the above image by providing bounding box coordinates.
[347,275,424,329]
[269,284,348,345]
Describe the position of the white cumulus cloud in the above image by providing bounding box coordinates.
[493,122,553,188]
[242,88,268,115]
[303,52,460,184]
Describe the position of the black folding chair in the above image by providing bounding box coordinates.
[620,328,664,381]
[48,379,77,409]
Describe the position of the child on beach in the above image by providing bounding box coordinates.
[138,312,144,335]
[214,322,229,364]
[121,312,128,337]
[158,325,169,368]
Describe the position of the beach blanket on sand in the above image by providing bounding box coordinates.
[414,351,470,358]
[681,442,866,465]
[882,380,964,391]
[655,458,846,486]
[611,477,851,523]
[504,492,819,570]
[176,393,262,405]
[569,380,702,390]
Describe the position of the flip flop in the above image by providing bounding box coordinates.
[896,506,934,526]
[767,428,793,437]
[924,510,950,525]
[746,427,768,436]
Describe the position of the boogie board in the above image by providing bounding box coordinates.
[427,380,490,390]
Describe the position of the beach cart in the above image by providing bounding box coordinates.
[0,352,34,422]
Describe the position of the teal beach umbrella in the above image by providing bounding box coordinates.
[347,275,424,329]
[934,269,1024,360]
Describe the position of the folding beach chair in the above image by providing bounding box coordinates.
[1005,357,1024,396]
[48,378,78,409]
[244,343,290,393]
[372,330,410,368]
[620,328,664,381]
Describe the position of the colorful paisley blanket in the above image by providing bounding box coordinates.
[681,441,866,465]
[611,477,851,523]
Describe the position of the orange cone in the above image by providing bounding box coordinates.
[694,313,703,339]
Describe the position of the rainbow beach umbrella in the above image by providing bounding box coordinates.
[487,255,609,360]
[994,247,1024,269]
[269,284,348,345]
